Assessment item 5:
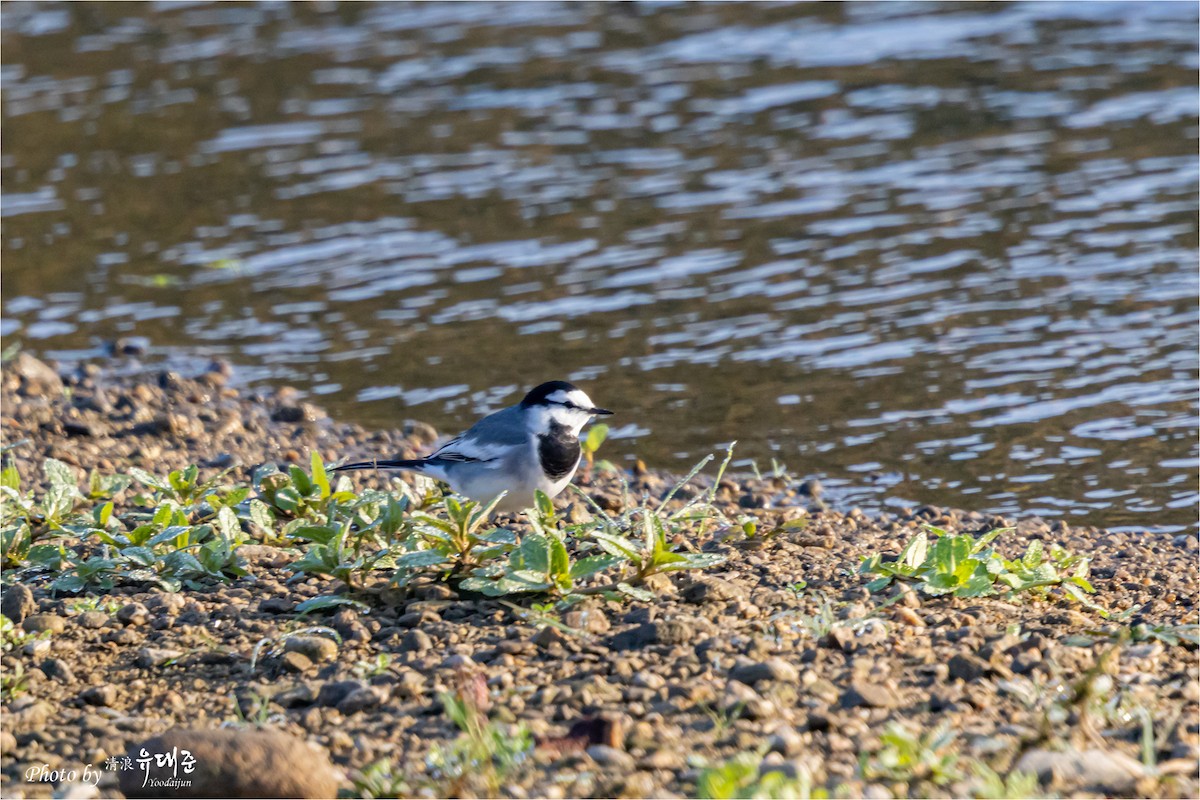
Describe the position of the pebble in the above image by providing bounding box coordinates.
[729,657,799,686]
[281,651,315,673]
[948,653,991,682]
[1,583,35,623]
[316,680,367,708]
[840,680,899,709]
[283,635,338,663]
[400,629,433,653]
[135,647,183,668]
[586,744,636,771]
[274,684,317,707]
[1015,747,1144,792]
[22,614,65,634]
[41,658,75,683]
[81,684,118,707]
[336,685,387,715]
[116,603,149,626]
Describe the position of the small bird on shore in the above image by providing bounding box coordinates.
[332,381,613,512]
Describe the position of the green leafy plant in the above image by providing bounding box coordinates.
[696,748,826,799]
[402,493,511,578]
[353,653,393,679]
[860,526,1098,607]
[861,722,960,787]
[1,661,30,701]
[427,669,532,797]
[348,758,410,799]
[968,762,1042,799]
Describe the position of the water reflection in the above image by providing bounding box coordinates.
[2,1,1196,530]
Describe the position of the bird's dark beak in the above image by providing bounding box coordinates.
[589,407,614,416]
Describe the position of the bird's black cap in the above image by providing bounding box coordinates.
[520,380,581,407]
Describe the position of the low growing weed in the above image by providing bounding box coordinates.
[860,525,1100,609]
[427,668,532,797]
[696,748,826,799]
[1,443,736,608]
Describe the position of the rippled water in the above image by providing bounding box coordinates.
[2,2,1197,531]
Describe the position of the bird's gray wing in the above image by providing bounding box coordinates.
[427,404,527,463]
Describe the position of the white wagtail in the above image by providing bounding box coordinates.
[332,381,613,512]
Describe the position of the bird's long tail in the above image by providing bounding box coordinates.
[330,458,430,473]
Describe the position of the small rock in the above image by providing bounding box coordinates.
[1,583,35,623]
[336,686,387,715]
[948,653,991,682]
[840,680,899,709]
[136,647,183,668]
[767,725,804,757]
[532,625,568,651]
[22,613,65,635]
[797,479,822,498]
[120,728,339,799]
[258,598,294,614]
[76,611,110,629]
[730,658,799,686]
[400,629,433,653]
[281,652,314,673]
[316,680,367,708]
[681,577,744,604]
[274,684,317,708]
[81,684,118,707]
[1016,748,1144,793]
[282,635,338,663]
[22,638,51,658]
[41,658,75,683]
[631,671,666,691]
[11,353,63,396]
[586,744,635,771]
[563,607,610,634]
[116,603,149,626]
[9,700,52,731]
[331,608,371,643]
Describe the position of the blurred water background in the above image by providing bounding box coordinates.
[2,2,1197,531]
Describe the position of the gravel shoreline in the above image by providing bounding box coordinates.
[1,356,1197,799]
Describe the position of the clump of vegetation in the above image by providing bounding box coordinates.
[859,525,1099,608]
[0,443,735,609]
[861,722,961,788]
[427,667,532,797]
[696,748,826,799]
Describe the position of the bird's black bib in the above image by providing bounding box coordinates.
[538,420,581,481]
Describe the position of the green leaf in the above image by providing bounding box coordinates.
[569,554,623,580]
[393,550,450,569]
[249,500,275,533]
[515,532,552,575]
[956,573,996,597]
[616,582,655,602]
[0,463,19,491]
[311,451,331,499]
[217,506,242,540]
[479,528,518,545]
[583,423,609,454]
[289,465,314,498]
[43,459,77,493]
[669,552,726,570]
[900,531,928,570]
[590,530,640,563]
[129,467,169,493]
[548,534,570,580]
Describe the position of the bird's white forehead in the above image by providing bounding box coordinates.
[547,388,593,408]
